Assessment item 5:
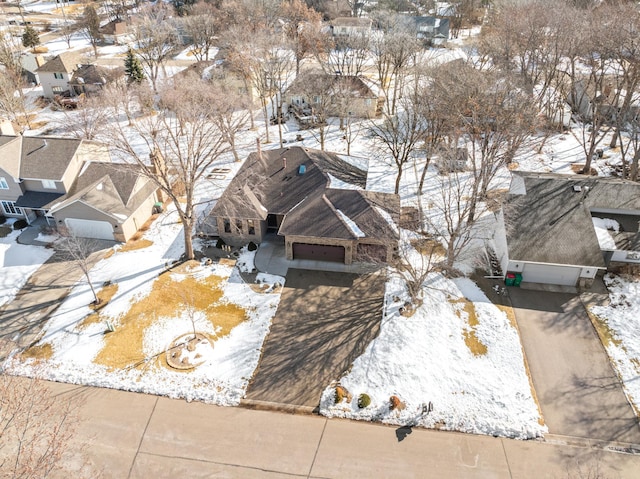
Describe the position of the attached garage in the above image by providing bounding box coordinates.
[521,263,581,286]
[292,243,345,263]
[65,218,114,241]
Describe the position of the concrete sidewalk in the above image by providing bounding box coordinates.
[46,381,640,479]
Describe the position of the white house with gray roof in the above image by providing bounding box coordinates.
[503,172,640,288]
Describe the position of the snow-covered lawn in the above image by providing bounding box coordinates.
[4,211,284,405]
[0,228,54,308]
[589,274,640,416]
[320,273,545,439]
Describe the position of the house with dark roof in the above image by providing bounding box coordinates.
[503,172,640,288]
[99,20,132,45]
[0,134,159,242]
[205,146,400,265]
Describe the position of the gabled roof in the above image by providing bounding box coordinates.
[19,136,83,180]
[36,52,83,74]
[288,72,378,99]
[69,64,124,86]
[0,135,23,178]
[505,172,640,267]
[211,146,399,242]
[49,162,157,220]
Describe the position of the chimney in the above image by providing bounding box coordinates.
[256,137,267,169]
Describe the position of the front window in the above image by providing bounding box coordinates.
[223,218,231,233]
[52,86,64,94]
[235,219,243,233]
[248,219,255,235]
[42,179,56,189]
[1,201,22,216]
[53,72,64,80]
[0,177,8,189]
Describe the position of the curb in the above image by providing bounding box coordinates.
[239,398,318,416]
[544,433,640,455]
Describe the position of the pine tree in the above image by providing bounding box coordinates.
[124,48,145,84]
[21,25,40,49]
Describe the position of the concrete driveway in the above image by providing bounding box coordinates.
[509,288,640,443]
[245,269,385,408]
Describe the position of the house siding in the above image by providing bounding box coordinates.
[21,178,67,194]
[40,71,71,99]
[0,167,24,202]
[118,192,158,242]
[215,216,266,246]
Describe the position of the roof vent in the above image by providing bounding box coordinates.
[298,164,306,175]
[573,185,582,192]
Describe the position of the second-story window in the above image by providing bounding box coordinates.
[41,179,56,189]
[0,177,8,189]
[53,72,64,79]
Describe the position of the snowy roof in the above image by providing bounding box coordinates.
[211,147,399,242]
[505,172,640,267]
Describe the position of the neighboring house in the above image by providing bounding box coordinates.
[18,52,45,85]
[69,64,124,96]
[176,54,260,104]
[567,76,640,123]
[205,146,400,265]
[36,52,84,99]
[287,72,381,120]
[409,16,450,45]
[99,20,132,45]
[330,17,372,37]
[502,171,640,288]
[0,134,158,242]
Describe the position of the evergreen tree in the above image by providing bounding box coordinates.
[124,48,145,84]
[21,25,40,49]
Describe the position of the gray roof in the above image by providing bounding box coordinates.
[49,162,157,220]
[211,147,399,242]
[15,191,63,209]
[410,16,450,39]
[288,72,378,99]
[505,172,640,267]
[19,136,82,180]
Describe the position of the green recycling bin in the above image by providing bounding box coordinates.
[505,273,516,287]
[514,273,523,286]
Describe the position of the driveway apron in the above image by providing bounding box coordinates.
[509,288,640,443]
[246,269,385,407]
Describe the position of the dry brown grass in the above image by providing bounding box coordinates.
[412,237,446,257]
[507,162,520,171]
[451,298,488,356]
[79,283,120,329]
[588,310,622,348]
[94,266,247,370]
[21,343,53,362]
[31,46,49,53]
[120,238,153,252]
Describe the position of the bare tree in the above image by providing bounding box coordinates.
[0,376,86,479]
[182,3,218,61]
[369,12,421,116]
[59,95,109,140]
[0,35,31,129]
[132,4,179,92]
[289,71,335,150]
[107,79,239,260]
[369,89,427,194]
[317,33,370,78]
[280,0,328,76]
[55,231,105,305]
[77,5,102,57]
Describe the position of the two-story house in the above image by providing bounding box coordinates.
[0,134,159,242]
[36,52,85,99]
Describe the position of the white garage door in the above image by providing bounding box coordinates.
[522,263,581,286]
[65,218,114,241]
